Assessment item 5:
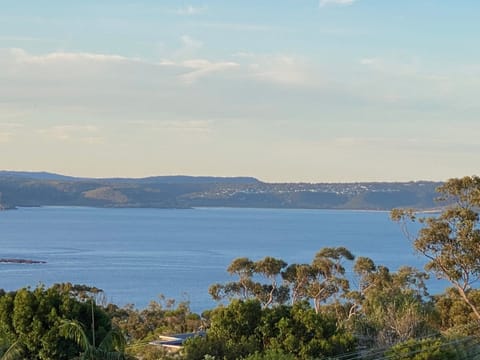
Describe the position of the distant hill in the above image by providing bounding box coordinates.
[0,171,82,181]
[0,171,443,211]
[0,171,260,184]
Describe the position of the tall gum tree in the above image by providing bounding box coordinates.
[391,175,480,322]
[254,257,288,308]
[308,247,354,314]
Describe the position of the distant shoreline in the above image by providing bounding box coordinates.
[3,205,444,212]
[0,171,443,211]
[1,205,445,213]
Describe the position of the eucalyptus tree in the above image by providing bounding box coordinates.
[433,287,480,334]
[211,249,356,312]
[281,263,313,305]
[344,256,377,319]
[392,175,480,321]
[308,247,354,313]
[227,257,256,299]
[254,257,289,307]
[209,257,256,302]
[345,257,432,346]
[209,256,289,308]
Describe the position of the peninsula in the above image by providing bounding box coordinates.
[0,171,442,211]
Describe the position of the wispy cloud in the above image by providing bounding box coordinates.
[197,22,273,32]
[359,57,420,76]
[11,48,138,65]
[236,53,313,86]
[174,5,206,16]
[2,47,187,71]
[38,125,103,143]
[2,47,474,134]
[180,59,239,83]
[319,0,357,7]
[1,47,243,98]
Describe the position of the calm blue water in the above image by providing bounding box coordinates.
[0,207,437,312]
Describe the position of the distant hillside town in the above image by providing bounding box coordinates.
[0,171,442,211]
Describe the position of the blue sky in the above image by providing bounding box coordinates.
[1,0,479,182]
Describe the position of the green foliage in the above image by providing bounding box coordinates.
[211,248,355,312]
[281,263,312,304]
[109,297,202,342]
[308,247,354,313]
[0,284,120,360]
[242,349,295,360]
[60,319,127,360]
[384,336,480,360]
[183,300,355,360]
[210,256,290,308]
[392,175,480,321]
[0,339,24,360]
[107,298,202,360]
[269,302,355,359]
[433,288,480,335]
[346,258,434,347]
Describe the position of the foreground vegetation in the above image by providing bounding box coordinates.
[1,176,480,359]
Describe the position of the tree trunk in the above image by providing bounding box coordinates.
[456,284,480,322]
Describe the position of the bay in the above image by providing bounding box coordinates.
[0,207,436,313]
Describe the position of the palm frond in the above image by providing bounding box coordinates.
[98,329,126,353]
[59,320,92,352]
[1,341,24,360]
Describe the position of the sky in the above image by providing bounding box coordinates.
[1,0,479,182]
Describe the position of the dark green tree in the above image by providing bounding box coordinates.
[266,301,355,359]
[183,300,355,360]
[184,299,263,360]
[384,336,480,360]
[0,284,118,359]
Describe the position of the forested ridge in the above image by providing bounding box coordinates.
[0,171,440,210]
[1,176,480,359]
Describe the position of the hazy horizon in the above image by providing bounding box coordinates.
[1,1,479,182]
